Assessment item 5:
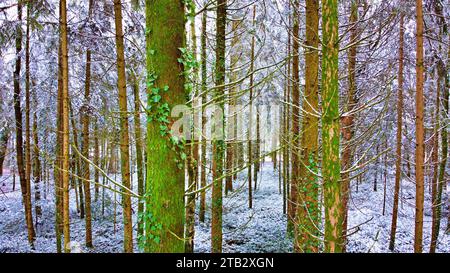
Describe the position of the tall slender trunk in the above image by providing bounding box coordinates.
[322,0,343,253]
[32,89,42,222]
[288,0,300,233]
[0,130,8,177]
[295,0,319,253]
[185,12,199,253]
[247,5,256,210]
[54,41,63,253]
[13,0,35,247]
[430,0,448,251]
[389,11,404,251]
[25,3,32,232]
[414,0,425,253]
[199,9,207,223]
[340,0,358,252]
[113,0,133,253]
[211,0,227,253]
[60,0,71,253]
[80,0,94,248]
[132,72,144,238]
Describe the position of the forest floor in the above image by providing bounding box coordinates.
[0,163,448,253]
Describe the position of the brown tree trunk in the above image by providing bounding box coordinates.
[247,5,256,210]
[60,0,71,253]
[288,0,300,232]
[199,9,207,223]
[81,0,93,248]
[113,0,133,253]
[211,0,227,253]
[389,11,404,251]
[340,0,358,252]
[414,0,425,253]
[13,0,35,247]
[295,0,320,252]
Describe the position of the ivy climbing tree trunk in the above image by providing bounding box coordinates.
[211,0,227,253]
[295,0,319,253]
[145,0,186,253]
[414,0,425,253]
[322,0,343,253]
[113,0,133,253]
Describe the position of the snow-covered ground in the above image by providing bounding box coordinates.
[0,163,448,253]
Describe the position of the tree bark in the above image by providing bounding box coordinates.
[295,0,319,253]
[414,0,425,253]
[322,0,343,253]
[113,0,133,253]
[13,0,36,247]
[145,0,186,253]
[389,11,404,251]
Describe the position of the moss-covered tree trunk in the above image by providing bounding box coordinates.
[145,0,186,253]
[211,0,227,253]
[322,0,343,253]
[113,0,133,253]
[60,0,71,253]
[295,0,319,253]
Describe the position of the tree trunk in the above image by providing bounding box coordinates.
[13,0,35,248]
[60,0,71,253]
[0,130,8,177]
[389,11,404,251]
[288,0,300,233]
[247,5,256,210]
[199,9,207,223]
[145,0,186,253]
[185,12,199,253]
[113,0,133,253]
[131,72,145,238]
[340,0,358,252]
[414,0,425,253]
[322,0,343,253]
[430,0,448,252]
[295,0,319,253]
[32,92,42,222]
[211,0,227,253]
